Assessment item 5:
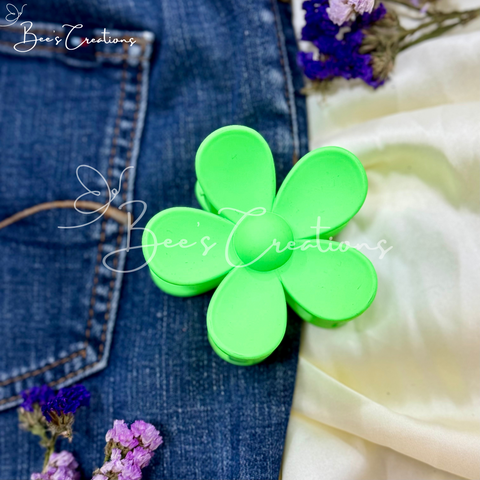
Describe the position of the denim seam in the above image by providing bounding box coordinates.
[84,52,129,356]
[0,41,149,409]
[0,352,84,389]
[53,42,147,388]
[269,0,300,165]
[0,40,149,61]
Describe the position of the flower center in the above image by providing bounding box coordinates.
[233,211,294,271]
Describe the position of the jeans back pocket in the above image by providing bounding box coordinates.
[0,21,154,411]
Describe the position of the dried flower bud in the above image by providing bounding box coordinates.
[18,405,47,430]
[370,50,396,81]
[359,8,402,82]
[45,411,76,440]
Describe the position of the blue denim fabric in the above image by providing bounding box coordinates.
[0,1,307,478]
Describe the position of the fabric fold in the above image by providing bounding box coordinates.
[290,358,480,480]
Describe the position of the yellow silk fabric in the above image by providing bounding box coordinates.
[283,3,480,479]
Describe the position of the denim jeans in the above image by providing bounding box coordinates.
[0,0,307,478]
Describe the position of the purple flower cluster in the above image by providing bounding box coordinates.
[30,451,80,480]
[21,385,56,412]
[93,420,163,480]
[41,385,91,422]
[298,0,387,87]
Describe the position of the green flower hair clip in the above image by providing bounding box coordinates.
[142,126,377,365]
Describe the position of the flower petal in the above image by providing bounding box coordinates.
[207,268,286,365]
[196,126,276,223]
[142,207,237,296]
[273,147,368,239]
[279,240,377,327]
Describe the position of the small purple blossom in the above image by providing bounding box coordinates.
[100,448,124,474]
[21,385,56,412]
[118,461,142,480]
[326,0,353,25]
[125,447,154,469]
[349,0,374,15]
[106,420,139,449]
[42,385,90,422]
[49,451,79,470]
[327,0,374,25]
[30,451,80,480]
[130,420,163,450]
[111,449,123,462]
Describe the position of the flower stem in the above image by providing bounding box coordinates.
[42,432,58,472]
[400,8,480,51]
[386,0,425,13]
[401,23,460,50]
[403,17,441,34]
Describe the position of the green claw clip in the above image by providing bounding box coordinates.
[142,125,377,365]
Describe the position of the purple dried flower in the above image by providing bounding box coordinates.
[111,449,123,462]
[42,385,90,422]
[298,0,388,88]
[49,451,79,470]
[327,0,353,25]
[30,451,80,480]
[95,420,163,480]
[106,420,139,449]
[100,448,124,474]
[349,0,375,15]
[21,386,56,412]
[129,420,148,438]
[327,0,375,25]
[49,468,79,480]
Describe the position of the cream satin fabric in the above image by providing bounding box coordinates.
[282,2,480,479]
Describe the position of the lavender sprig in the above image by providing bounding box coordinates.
[93,420,163,480]
[299,0,480,89]
[18,384,90,473]
[18,386,56,448]
[18,386,165,480]
[298,0,389,88]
